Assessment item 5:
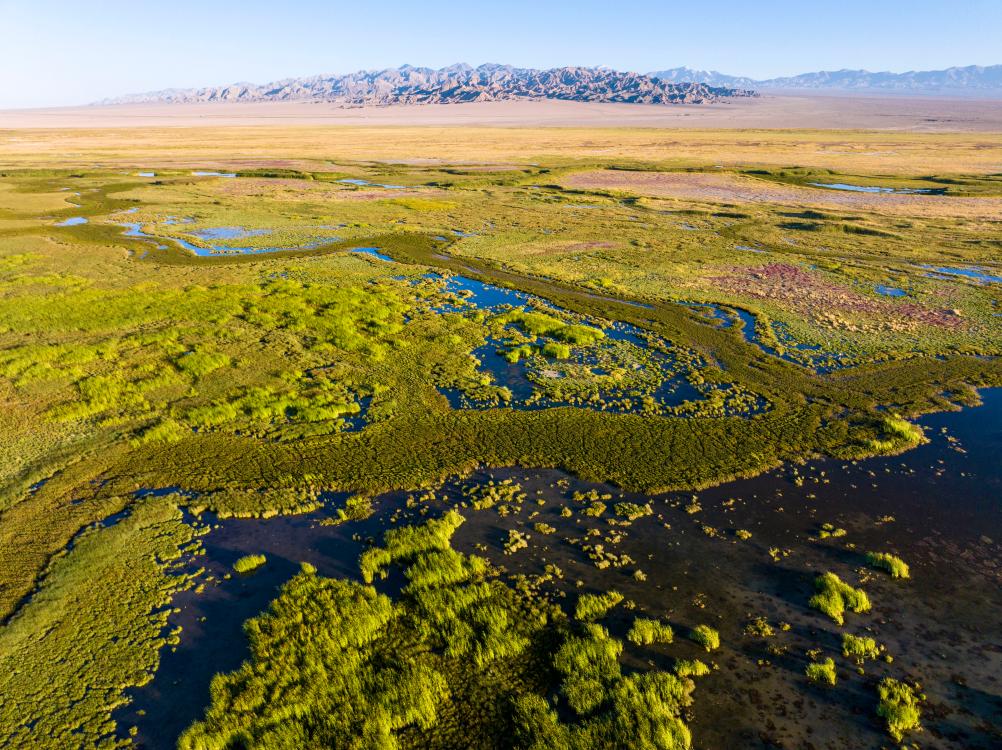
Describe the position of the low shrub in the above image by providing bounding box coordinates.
[627,617,674,646]
[842,633,881,664]
[809,572,870,625]
[865,551,910,579]
[688,624,720,652]
[877,678,923,741]
[574,591,624,622]
[233,554,267,574]
[805,658,837,686]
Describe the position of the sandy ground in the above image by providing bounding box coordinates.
[562,169,1002,219]
[3,94,1002,132]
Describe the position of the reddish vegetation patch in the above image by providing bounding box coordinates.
[712,263,964,331]
[562,170,1002,220]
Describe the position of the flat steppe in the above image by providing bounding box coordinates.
[3,93,1002,131]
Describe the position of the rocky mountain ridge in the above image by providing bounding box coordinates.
[99,63,755,106]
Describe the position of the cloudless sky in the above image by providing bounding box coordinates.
[2,0,1001,108]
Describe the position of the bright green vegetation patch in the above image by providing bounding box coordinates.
[575,590,624,622]
[627,617,674,646]
[502,310,605,345]
[613,501,653,521]
[180,514,699,750]
[464,478,527,511]
[809,572,871,626]
[842,633,883,665]
[876,677,924,742]
[867,415,926,454]
[688,624,720,652]
[817,522,847,539]
[0,497,200,749]
[865,551,910,579]
[805,658,837,687]
[673,659,711,678]
[328,494,375,525]
[232,553,266,573]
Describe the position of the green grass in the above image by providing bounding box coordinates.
[232,553,266,573]
[805,658,837,687]
[876,677,923,741]
[179,514,698,750]
[842,633,882,665]
[0,497,200,748]
[865,551,910,579]
[574,591,624,622]
[673,659,711,678]
[688,624,720,652]
[627,617,674,646]
[809,572,871,626]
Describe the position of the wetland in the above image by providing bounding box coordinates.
[0,125,1000,749]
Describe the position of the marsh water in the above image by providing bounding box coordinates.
[116,221,341,256]
[808,182,945,195]
[875,284,907,297]
[117,388,1002,749]
[923,265,1002,285]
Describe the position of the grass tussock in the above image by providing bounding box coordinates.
[232,553,266,573]
[574,591,624,622]
[865,551,910,579]
[809,572,871,625]
[876,677,923,742]
[688,624,720,652]
[805,658,837,686]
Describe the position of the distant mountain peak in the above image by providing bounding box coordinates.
[649,64,1002,94]
[99,63,756,107]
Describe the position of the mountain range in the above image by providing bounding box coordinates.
[98,64,754,106]
[101,63,1002,108]
[649,64,1002,94]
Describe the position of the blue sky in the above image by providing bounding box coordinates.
[2,0,1001,108]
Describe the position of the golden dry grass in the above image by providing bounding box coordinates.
[3,125,1002,175]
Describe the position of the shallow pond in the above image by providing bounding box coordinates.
[191,171,236,178]
[116,222,339,257]
[190,226,271,241]
[734,308,852,373]
[351,247,394,262]
[808,182,944,195]
[425,273,722,413]
[923,265,1002,285]
[118,389,1002,749]
[338,178,407,189]
[54,216,87,226]
[875,284,907,297]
